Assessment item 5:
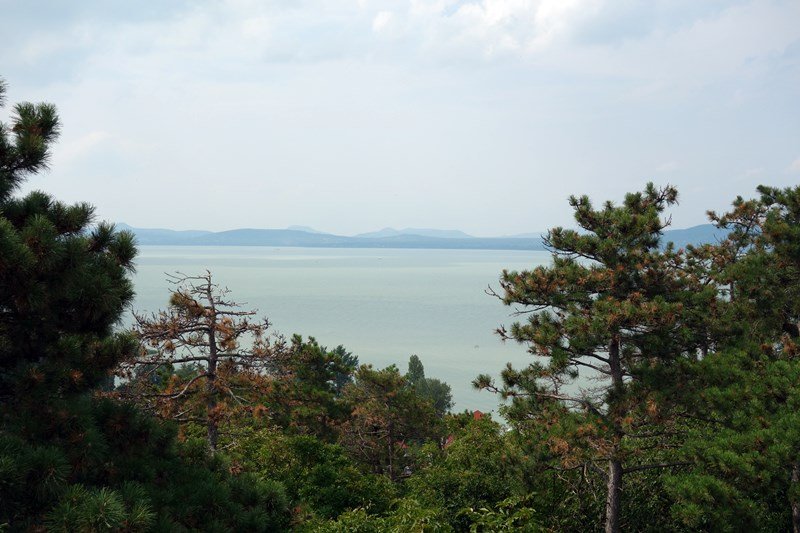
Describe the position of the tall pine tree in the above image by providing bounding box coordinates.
[477,184,716,532]
[0,79,290,530]
[667,185,800,531]
[0,76,137,423]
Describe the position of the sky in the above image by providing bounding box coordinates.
[2,0,799,236]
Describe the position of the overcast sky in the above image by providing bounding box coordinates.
[2,0,799,236]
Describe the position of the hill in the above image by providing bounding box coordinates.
[355,227,474,239]
[119,223,725,251]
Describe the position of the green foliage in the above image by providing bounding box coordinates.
[459,496,540,532]
[0,81,60,201]
[407,354,426,384]
[664,347,797,530]
[660,185,800,531]
[406,355,454,417]
[44,485,152,533]
[230,426,396,521]
[0,396,292,530]
[0,78,137,422]
[266,335,356,440]
[304,498,453,533]
[340,364,444,481]
[331,345,359,394]
[406,415,524,529]
[477,184,722,531]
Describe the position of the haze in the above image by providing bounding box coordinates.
[2,0,799,236]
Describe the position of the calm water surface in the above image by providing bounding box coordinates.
[130,246,551,414]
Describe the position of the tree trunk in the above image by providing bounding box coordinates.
[387,419,395,482]
[605,335,624,533]
[206,309,219,454]
[605,459,623,533]
[608,335,623,392]
[792,461,800,533]
[206,359,218,453]
[205,274,220,454]
[206,359,218,452]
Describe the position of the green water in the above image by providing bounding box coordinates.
[130,246,551,414]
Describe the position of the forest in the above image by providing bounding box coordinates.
[2,81,800,533]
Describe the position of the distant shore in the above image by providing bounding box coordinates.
[120,223,725,251]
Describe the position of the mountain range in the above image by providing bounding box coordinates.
[117,223,727,251]
[354,228,474,239]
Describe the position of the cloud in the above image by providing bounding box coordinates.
[656,161,679,173]
[372,10,393,32]
[744,167,765,177]
[5,1,798,82]
[789,157,800,174]
[56,131,110,163]
[3,0,798,234]
[389,0,604,59]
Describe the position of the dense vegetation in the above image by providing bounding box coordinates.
[2,80,800,532]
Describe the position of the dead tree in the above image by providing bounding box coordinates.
[117,271,277,453]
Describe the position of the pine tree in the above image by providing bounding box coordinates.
[667,185,800,530]
[118,271,275,453]
[0,79,136,407]
[264,335,356,441]
[340,364,442,481]
[476,184,716,532]
[0,79,290,530]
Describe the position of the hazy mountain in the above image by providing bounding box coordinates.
[118,223,724,251]
[116,223,212,244]
[342,234,542,250]
[504,225,726,248]
[120,224,541,250]
[287,225,327,234]
[355,227,474,239]
[661,224,728,249]
[504,232,546,239]
[191,229,351,247]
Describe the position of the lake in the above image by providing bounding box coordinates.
[130,246,551,414]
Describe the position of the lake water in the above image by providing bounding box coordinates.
[130,246,551,414]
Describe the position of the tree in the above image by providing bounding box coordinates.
[406,354,454,417]
[330,344,359,395]
[0,77,59,202]
[0,78,290,530]
[665,345,797,531]
[264,335,357,441]
[0,78,136,407]
[0,78,140,528]
[339,365,442,481]
[118,271,275,453]
[713,185,800,340]
[407,354,426,383]
[308,497,452,532]
[406,413,526,529]
[228,427,396,521]
[753,185,800,531]
[666,185,800,531]
[476,184,716,532]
